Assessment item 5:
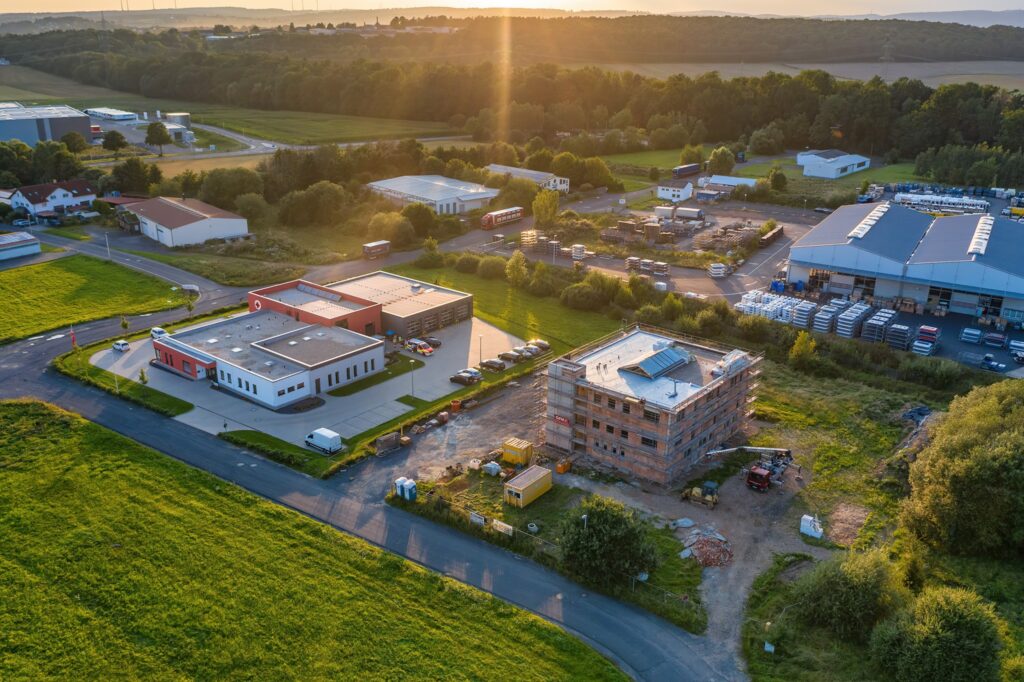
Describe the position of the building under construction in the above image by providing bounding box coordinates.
[545,326,761,484]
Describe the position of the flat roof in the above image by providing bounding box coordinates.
[328,271,471,319]
[505,465,551,490]
[169,311,379,380]
[485,164,556,184]
[84,107,136,117]
[0,104,87,121]
[259,283,368,320]
[367,175,499,204]
[568,329,751,410]
[0,231,38,248]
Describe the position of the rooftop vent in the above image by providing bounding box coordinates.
[288,340,298,346]
[206,338,218,344]
[316,332,326,337]
[848,202,890,240]
[231,347,243,353]
[264,361,274,367]
[302,336,311,341]
[968,215,995,256]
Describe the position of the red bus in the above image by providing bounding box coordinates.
[481,206,524,230]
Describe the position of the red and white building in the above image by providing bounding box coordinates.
[10,179,97,217]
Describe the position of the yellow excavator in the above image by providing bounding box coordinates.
[681,481,720,509]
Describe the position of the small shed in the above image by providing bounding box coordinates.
[504,465,552,508]
[0,231,40,261]
[501,437,533,465]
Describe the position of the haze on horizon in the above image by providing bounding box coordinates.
[0,0,1018,20]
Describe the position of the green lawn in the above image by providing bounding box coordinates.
[44,226,91,241]
[601,147,714,170]
[218,430,327,474]
[154,153,272,177]
[328,356,424,397]
[737,158,925,193]
[187,127,247,153]
[0,255,184,344]
[0,66,450,145]
[123,250,306,287]
[0,399,624,681]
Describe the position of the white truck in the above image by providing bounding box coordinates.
[305,428,343,454]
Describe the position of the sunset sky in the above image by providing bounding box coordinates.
[0,1,1016,18]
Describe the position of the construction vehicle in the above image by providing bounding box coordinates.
[746,465,772,492]
[682,480,720,509]
[703,446,793,492]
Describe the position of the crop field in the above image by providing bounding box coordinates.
[0,400,624,680]
[154,153,272,177]
[0,255,183,344]
[0,66,450,144]
[587,61,1024,89]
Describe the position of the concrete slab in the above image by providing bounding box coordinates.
[91,316,524,446]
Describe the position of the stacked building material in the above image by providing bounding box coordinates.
[734,291,804,323]
[791,301,817,328]
[836,302,873,338]
[861,309,897,342]
[911,325,941,356]
[960,327,982,344]
[812,305,839,333]
[887,324,912,350]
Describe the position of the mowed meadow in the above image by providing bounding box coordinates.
[0,400,625,680]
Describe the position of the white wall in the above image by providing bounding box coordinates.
[11,188,96,215]
[0,242,41,261]
[311,344,386,393]
[140,216,249,247]
[657,183,693,203]
[216,361,309,409]
[802,157,870,179]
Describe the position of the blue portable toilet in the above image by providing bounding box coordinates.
[394,477,409,498]
[401,479,417,502]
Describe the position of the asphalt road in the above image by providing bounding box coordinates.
[2,237,741,681]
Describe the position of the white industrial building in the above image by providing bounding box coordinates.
[123,197,249,247]
[0,231,40,261]
[701,175,758,188]
[788,202,1024,322]
[0,102,91,145]
[84,107,137,121]
[796,149,870,179]
[367,175,499,214]
[484,164,570,193]
[656,179,694,203]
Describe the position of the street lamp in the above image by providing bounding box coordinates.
[410,357,416,398]
[479,334,483,366]
[581,514,588,530]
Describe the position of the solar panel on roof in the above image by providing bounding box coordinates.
[626,346,691,379]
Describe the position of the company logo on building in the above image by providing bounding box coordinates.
[553,415,570,426]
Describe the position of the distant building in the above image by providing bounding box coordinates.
[367,175,499,215]
[121,197,248,247]
[704,175,758,188]
[10,179,97,217]
[546,327,760,484]
[83,107,137,121]
[0,231,40,261]
[484,164,570,193]
[796,149,870,179]
[656,179,694,203]
[0,102,91,145]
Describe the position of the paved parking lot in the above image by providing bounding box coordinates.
[92,314,524,445]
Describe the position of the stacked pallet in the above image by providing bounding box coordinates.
[734,292,803,323]
[861,310,898,342]
[791,301,817,328]
[886,324,912,351]
[812,305,839,334]
[836,302,873,338]
[911,325,941,356]
[960,327,982,344]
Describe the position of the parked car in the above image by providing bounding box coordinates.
[112,340,130,352]
[981,353,1007,372]
[814,207,833,214]
[527,339,550,351]
[11,218,30,227]
[512,345,537,358]
[405,339,434,356]
[449,371,480,385]
[1012,350,1024,365]
[480,358,506,372]
[460,368,483,380]
[523,344,543,356]
[498,350,525,363]
[150,327,168,339]
[423,336,443,348]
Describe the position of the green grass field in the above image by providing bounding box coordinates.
[0,66,450,145]
[44,226,91,241]
[0,255,184,344]
[737,159,924,193]
[601,147,713,170]
[0,399,624,680]
[328,356,424,397]
[187,127,246,153]
[123,250,305,287]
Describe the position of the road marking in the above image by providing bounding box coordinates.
[28,335,43,341]
[46,334,65,341]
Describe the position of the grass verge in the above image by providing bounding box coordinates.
[44,226,91,241]
[327,356,424,397]
[0,399,625,680]
[123,250,306,287]
[219,430,320,471]
[389,471,707,634]
[0,255,184,344]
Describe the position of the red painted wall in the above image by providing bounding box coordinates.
[153,339,214,379]
[247,280,383,335]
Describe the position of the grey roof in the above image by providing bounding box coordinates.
[367,175,499,204]
[0,104,88,121]
[910,213,1024,277]
[484,164,557,184]
[806,149,847,160]
[0,231,37,248]
[793,202,933,263]
[328,271,471,319]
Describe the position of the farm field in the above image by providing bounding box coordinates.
[586,61,1024,89]
[0,399,624,681]
[0,66,450,145]
[0,255,183,344]
[154,153,272,177]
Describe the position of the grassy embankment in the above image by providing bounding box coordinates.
[0,400,625,681]
[0,255,184,344]
[44,226,91,241]
[0,65,451,145]
[123,250,306,287]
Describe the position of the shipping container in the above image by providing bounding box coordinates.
[504,465,553,508]
[502,437,534,465]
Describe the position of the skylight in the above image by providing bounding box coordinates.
[968,215,994,256]
[848,202,890,240]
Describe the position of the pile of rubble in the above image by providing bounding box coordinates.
[680,525,733,567]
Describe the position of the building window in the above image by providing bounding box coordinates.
[277,389,285,397]
[335,371,340,383]
[245,380,250,391]
[327,374,333,387]
[593,392,601,403]
[643,409,660,423]
[620,430,628,439]
[574,414,586,425]
[253,385,258,395]
[607,397,616,409]
[605,424,613,434]
[237,377,242,388]
[641,436,657,448]
[364,360,369,373]
[371,358,375,371]
[219,370,225,381]
[592,419,599,429]
[346,367,351,380]
[287,386,295,393]
[622,403,630,414]
[297,383,304,389]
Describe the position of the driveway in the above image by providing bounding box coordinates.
[93,316,525,443]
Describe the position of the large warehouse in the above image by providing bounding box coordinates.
[788,202,1024,321]
[796,149,870,179]
[546,327,760,484]
[484,164,570,193]
[122,197,249,247]
[0,102,91,145]
[367,175,499,214]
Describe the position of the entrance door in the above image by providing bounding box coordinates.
[315,378,321,394]
[364,322,375,336]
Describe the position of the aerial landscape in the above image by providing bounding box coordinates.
[1,3,1024,681]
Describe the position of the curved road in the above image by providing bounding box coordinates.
[3,235,741,681]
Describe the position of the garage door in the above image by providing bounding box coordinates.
[949,292,980,314]
[829,274,854,293]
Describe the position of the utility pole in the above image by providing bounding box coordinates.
[478,334,483,366]
[105,232,112,260]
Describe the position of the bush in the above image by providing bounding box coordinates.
[788,330,818,370]
[561,282,606,311]
[695,309,722,337]
[793,549,907,641]
[477,256,507,279]
[455,253,480,273]
[635,303,662,325]
[869,587,1004,682]
[901,379,1024,557]
[736,314,770,342]
[560,496,658,589]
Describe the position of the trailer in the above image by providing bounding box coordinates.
[362,240,391,259]
[893,193,990,213]
[672,163,701,179]
[481,206,524,230]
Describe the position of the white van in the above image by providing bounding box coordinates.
[305,428,343,454]
[150,327,168,339]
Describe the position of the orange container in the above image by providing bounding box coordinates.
[556,459,571,474]
[450,399,462,412]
